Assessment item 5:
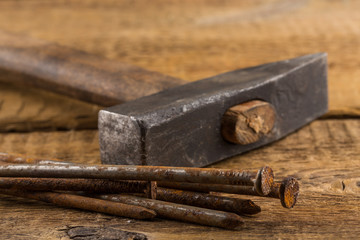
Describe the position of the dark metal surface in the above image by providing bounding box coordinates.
[99,53,328,167]
[0,189,156,219]
[98,194,244,229]
[156,187,261,215]
[0,164,271,188]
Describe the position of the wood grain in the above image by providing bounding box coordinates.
[0,119,359,239]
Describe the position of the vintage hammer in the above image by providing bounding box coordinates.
[0,30,328,167]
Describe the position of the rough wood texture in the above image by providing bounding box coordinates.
[0,119,359,239]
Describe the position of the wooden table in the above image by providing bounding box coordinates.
[0,1,359,239]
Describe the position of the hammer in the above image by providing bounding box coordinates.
[0,30,328,167]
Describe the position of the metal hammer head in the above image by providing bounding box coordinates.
[99,53,327,167]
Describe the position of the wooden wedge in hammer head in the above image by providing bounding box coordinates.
[99,53,327,167]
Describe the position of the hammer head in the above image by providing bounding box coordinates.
[99,53,327,167]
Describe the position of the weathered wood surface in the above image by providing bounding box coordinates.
[0,119,359,239]
[0,0,360,131]
[0,0,359,239]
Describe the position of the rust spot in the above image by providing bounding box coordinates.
[279,177,300,209]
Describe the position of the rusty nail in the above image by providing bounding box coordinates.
[158,166,274,196]
[0,177,260,213]
[0,189,156,220]
[156,187,261,215]
[159,177,299,208]
[270,177,299,208]
[0,164,273,193]
[0,177,151,194]
[97,194,244,229]
[0,153,273,195]
[220,177,299,208]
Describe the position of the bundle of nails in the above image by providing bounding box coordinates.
[0,153,299,230]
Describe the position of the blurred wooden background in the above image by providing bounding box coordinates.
[0,0,359,239]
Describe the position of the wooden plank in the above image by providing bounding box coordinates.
[0,119,359,239]
[0,0,359,131]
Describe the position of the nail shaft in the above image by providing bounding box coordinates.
[0,189,156,219]
[0,164,273,191]
[97,194,244,229]
[156,187,261,215]
[0,177,149,193]
[158,166,274,196]
[158,181,255,194]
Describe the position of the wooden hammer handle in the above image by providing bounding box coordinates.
[0,30,184,107]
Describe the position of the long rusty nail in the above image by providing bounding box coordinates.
[159,177,299,208]
[97,194,244,229]
[158,166,274,196]
[0,164,274,193]
[0,153,273,195]
[156,187,261,215]
[0,189,156,220]
[0,177,150,194]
